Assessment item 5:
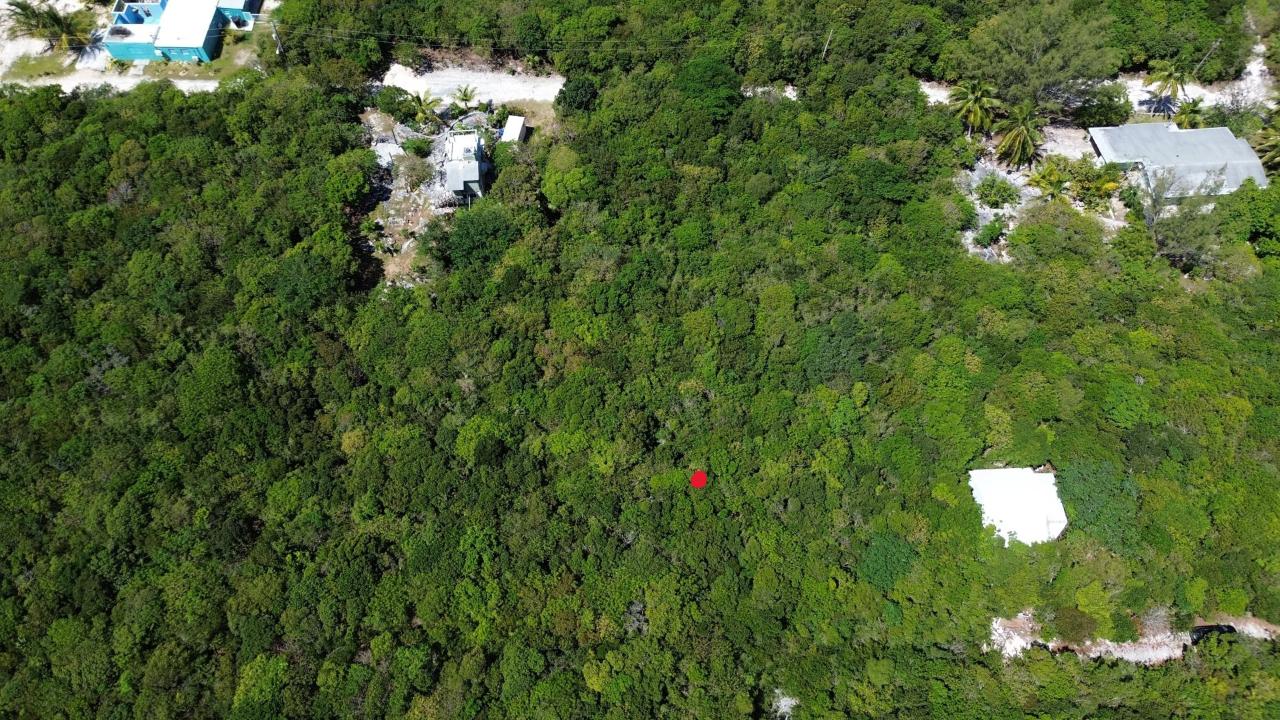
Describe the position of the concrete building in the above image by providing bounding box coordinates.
[445,132,485,198]
[967,467,1069,546]
[104,0,259,63]
[1088,122,1269,198]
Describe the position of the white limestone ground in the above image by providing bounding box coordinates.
[742,84,798,100]
[1120,42,1276,114]
[958,160,1041,263]
[1206,614,1279,641]
[1040,126,1095,160]
[0,0,87,76]
[381,63,565,107]
[918,79,952,105]
[989,609,1278,666]
[988,609,1188,664]
[771,689,799,719]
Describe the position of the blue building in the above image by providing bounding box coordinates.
[103,0,260,63]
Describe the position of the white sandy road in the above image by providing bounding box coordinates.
[919,42,1276,114]
[381,63,565,106]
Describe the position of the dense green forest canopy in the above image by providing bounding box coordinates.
[3,0,1280,718]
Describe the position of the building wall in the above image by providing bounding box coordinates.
[156,14,224,63]
[216,0,259,25]
[103,41,161,62]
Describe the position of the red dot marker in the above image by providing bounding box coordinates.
[690,470,708,489]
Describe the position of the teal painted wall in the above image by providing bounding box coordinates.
[155,14,224,63]
[103,41,160,62]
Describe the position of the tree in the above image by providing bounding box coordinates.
[1252,127,1279,173]
[948,80,1003,137]
[1172,97,1205,129]
[1072,82,1131,128]
[941,0,1120,109]
[414,89,441,127]
[1144,60,1192,116]
[994,102,1045,167]
[454,84,476,108]
[4,0,96,58]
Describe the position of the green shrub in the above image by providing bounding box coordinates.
[402,138,433,157]
[975,174,1019,208]
[374,86,416,124]
[955,194,978,230]
[975,217,1005,247]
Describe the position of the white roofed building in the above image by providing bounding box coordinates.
[1088,123,1269,198]
[104,0,261,63]
[967,467,1069,545]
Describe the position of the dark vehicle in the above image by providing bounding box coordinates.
[1191,625,1237,645]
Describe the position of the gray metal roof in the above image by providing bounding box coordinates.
[1088,123,1269,197]
[446,159,481,193]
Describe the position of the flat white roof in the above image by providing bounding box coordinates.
[968,468,1068,545]
[105,23,161,44]
[446,132,481,160]
[500,115,526,142]
[154,0,220,49]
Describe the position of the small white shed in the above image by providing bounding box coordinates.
[967,467,1068,545]
[500,115,527,143]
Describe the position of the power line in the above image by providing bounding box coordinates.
[255,15,827,54]
[109,13,827,66]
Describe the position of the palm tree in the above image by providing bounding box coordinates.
[5,1,97,58]
[1028,162,1067,200]
[1252,127,1279,173]
[1145,60,1192,116]
[414,90,441,126]
[1172,97,1205,129]
[993,102,1045,168]
[453,84,476,108]
[948,80,1003,138]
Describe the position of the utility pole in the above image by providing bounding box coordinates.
[1191,38,1220,78]
[271,21,284,57]
[821,27,834,61]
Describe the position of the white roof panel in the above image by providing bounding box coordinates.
[1088,123,1269,196]
[500,115,526,142]
[446,132,481,160]
[968,468,1068,545]
[154,0,220,49]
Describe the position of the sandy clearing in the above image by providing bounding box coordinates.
[1204,614,1279,640]
[920,42,1275,118]
[742,84,797,100]
[919,79,952,105]
[1041,126,1094,160]
[989,609,1189,665]
[0,0,83,76]
[381,63,565,106]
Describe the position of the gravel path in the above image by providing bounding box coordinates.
[381,63,565,106]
